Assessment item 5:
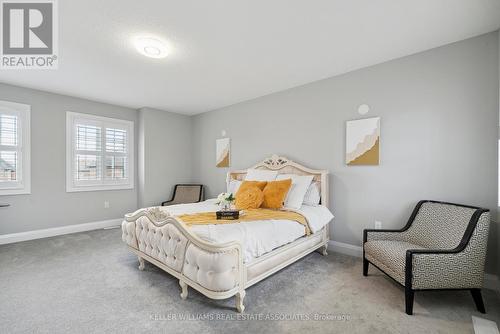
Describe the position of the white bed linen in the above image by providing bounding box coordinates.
[158,199,334,263]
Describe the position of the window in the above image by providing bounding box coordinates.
[66,112,134,192]
[0,100,30,195]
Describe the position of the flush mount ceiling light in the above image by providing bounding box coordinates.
[134,37,168,59]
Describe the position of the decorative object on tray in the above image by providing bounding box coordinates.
[216,192,235,211]
[216,210,240,220]
[346,117,380,165]
[216,138,230,167]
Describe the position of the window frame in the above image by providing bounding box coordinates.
[66,111,134,192]
[0,100,31,196]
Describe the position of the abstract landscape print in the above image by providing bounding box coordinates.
[346,117,380,165]
[216,138,230,167]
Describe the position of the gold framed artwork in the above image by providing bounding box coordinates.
[346,117,380,165]
[216,138,230,167]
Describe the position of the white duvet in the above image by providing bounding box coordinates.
[159,199,334,263]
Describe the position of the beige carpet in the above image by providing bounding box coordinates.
[0,228,499,334]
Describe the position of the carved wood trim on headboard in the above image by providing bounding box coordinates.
[226,154,329,209]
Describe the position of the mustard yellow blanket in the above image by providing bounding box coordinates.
[177,208,311,235]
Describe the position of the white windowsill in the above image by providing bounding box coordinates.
[0,188,31,196]
[66,184,134,192]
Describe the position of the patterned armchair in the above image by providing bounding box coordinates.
[363,200,490,315]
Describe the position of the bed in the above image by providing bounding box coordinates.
[121,155,332,312]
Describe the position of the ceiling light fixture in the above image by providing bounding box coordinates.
[134,37,168,59]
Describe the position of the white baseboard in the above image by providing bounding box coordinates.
[0,218,122,245]
[329,240,363,257]
[328,240,500,292]
[484,274,500,292]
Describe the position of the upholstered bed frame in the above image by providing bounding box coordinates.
[121,155,330,312]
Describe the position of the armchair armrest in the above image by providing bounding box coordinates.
[406,248,486,290]
[363,200,428,243]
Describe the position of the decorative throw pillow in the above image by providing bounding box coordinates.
[227,179,242,194]
[236,180,267,198]
[276,174,313,209]
[245,168,278,181]
[261,179,292,209]
[303,182,321,206]
[235,187,264,210]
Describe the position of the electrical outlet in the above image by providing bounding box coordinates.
[104,201,110,209]
[374,221,382,229]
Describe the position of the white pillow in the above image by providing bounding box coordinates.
[276,174,313,209]
[303,182,321,206]
[227,179,242,194]
[245,168,278,181]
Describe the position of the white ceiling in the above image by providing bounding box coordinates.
[1,0,499,115]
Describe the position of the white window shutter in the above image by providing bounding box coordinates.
[0,100,31,196]
[66,112,134,192]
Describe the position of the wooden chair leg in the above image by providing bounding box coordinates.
[470,289,486,313]
[363,258,369,276]
[405,288,414,315]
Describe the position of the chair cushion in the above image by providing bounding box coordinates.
[364,240,426,284]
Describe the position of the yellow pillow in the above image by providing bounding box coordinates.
[261,179,292,209]
[236,180,267,198]
[235,187,264,210]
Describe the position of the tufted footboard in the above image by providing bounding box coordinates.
[122,208,246,312]
[122,206,329,313]
[123,215,189,272]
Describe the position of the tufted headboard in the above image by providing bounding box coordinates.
[227,155,329,209]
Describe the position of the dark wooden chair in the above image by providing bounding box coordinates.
[161,184,204,206]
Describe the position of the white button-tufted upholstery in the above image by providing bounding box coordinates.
[122,220,138,248]
[182,244,239,292]
[134,217,188,272]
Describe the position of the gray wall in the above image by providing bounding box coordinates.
[1,32,498,275]
[137,108,192,208]
[192,32,499,274]
[0,89,193,235]
[0,83,138,234]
